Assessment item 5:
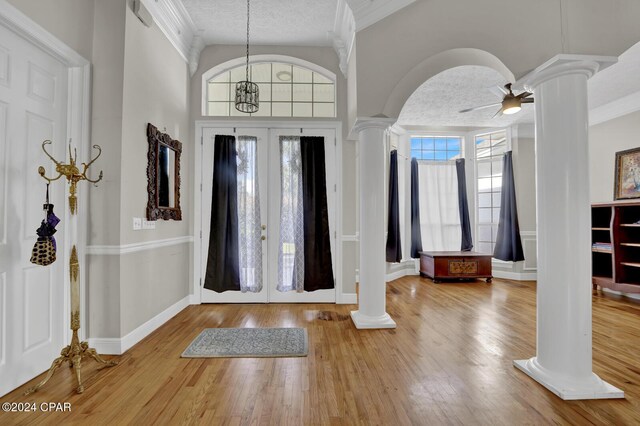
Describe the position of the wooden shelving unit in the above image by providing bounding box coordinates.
[592,201,640,293]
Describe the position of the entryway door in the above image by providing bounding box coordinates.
[0,23,68,396]
[200,126,337,303]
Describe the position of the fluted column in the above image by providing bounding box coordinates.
[351,117,397,329]
[514,55,622,400]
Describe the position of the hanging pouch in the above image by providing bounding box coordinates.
[30,235,56,266]
[30,184,59,266]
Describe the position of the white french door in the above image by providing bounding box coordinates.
[0,23,68,396]
[200,126,336,303]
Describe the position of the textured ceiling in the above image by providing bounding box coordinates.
[589,40,640,109]
[397,66,535,128]
[182,0,339,46]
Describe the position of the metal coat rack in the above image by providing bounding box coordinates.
[25,140,117,395]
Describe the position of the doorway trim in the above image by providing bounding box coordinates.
[0,1,91,342]
[193,120,344,304]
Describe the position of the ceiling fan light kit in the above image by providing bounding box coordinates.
[502,97,522,115]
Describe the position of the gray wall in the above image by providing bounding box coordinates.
[191,44,357,295]
[590,111,640,203]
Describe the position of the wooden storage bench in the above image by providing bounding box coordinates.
[419,251,493,283]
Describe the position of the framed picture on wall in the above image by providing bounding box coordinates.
[614,147,640,200]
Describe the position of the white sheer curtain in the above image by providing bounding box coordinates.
[417,161,461,251]
[278,136,305,292]
[236,136,263,293]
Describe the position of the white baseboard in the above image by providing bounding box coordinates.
[386,260,419,282]
[338,293,357,304]
[89,295,191,355]
[601,288,640,301]
[493,270,537,281]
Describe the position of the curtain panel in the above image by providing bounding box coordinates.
[417,161,462,252]
[386,150,402,262]
[278,136,305,292]
[410,158,423,258]
[204,135,241,292]
[455,158,473,251]
[300,136,335,291]
[494,151,525,261]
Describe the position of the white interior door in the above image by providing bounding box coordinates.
[201,127,269,303]
[0,24,68,396]
[268,128,336,303]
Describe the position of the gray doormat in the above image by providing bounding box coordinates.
[181,328,308,358]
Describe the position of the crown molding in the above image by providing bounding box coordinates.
[140,0,196,65]
[347,0,416,32]
[329,0,356,79]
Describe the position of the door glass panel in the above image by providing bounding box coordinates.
[277,136,304,292]
[237,136,263,293]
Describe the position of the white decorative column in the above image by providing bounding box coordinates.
[351,117,397,329]
[514,55,622,400]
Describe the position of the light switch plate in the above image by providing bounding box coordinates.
[133,217,142,230]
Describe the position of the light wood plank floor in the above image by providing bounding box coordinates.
[2,277,640,425]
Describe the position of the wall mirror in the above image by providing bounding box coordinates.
[146,123,182,220]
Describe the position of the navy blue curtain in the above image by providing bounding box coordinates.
[300,136,335,291]
[410,158,423,258]
[455,159,473,251]
[494,151,525,261]
[204,135,241,292]
[386,150,402,262]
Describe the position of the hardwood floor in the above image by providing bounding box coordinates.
[2,277,640,425]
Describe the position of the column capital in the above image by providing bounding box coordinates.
[351,116,397,138]
[519,54,617,92]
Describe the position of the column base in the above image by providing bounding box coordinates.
[350,310,396,329]
[514,357,624,400]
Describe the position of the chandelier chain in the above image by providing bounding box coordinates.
[245,0,250,82]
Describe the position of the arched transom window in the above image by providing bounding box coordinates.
[204,58,336,118]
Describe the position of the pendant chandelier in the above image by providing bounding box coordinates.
[235,0,259,113]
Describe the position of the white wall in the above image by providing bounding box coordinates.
[7,0,192,339]
[590,110,640,203]
[118,3,191,336]
[5,0,94,60]
[191,44,358,295]
[353,0,640,118]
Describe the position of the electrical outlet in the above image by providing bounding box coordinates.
[142,219,156,230]
[133,217,142,230]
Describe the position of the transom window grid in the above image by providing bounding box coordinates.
[206,62,336,118]
[410,136,462,161]
[475,131,507,254]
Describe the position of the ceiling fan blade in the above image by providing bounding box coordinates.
[516,91,533,99]
[491,108,503,118]
[459,102,501,113]
[521,98,534,104]
[488,85,508,98]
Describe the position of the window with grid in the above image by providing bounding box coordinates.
[475,131,507,254]
[410,136,461,161]
[206,62,336,118]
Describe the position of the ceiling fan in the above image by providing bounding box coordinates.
[459,83,533,117]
